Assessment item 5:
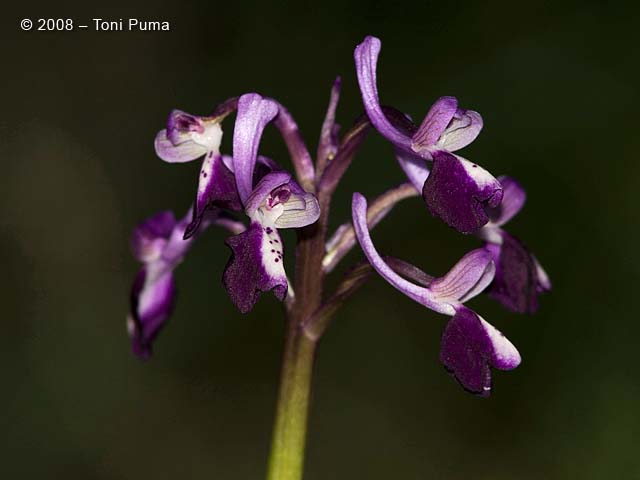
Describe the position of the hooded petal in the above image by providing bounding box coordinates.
[184,152,242,239]
[487,231,547,314]
[245,172,320,229]
[131,211,176,262]
[244,171,292,217]
[439,307,521,396]
[155,110,223,163]
[223,221,288,313]
[437,109,483,152]
[486,176,527,227]
[128,267,176,359]
[411,96,458,149]
[352,193,453,315]
[430,249,495,303]
[354,36,413,151]
[273,180,321,229]
[233,94,279,203]
[422,151,503,234]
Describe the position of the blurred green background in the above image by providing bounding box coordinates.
[2,0,638,478]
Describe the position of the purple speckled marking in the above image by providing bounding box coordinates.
[223,222,287,313]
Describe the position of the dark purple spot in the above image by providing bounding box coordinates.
[269,241,273,244]
[271,249,275,253]
[274,239,279,243]
[472,164,477,168]
[274,258,279,263]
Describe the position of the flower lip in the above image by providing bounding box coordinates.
[223,221,288,313]
[440,306,521,396]
[422,151,504,234]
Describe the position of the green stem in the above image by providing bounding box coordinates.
[266,319,317,480]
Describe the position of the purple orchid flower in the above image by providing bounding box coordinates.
[354,35,503,234]
[127,208,244,358]
[478,176,551,313]
[222,93,321,313]
[352,193,520,395]
[154,109,242,238]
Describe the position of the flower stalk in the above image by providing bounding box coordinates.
[267,318,316,480]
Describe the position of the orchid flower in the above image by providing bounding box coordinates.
[127,209,244,358]
[222,94,320,313]
[352,193,521,395]
[478,176,551,313]
[154,109,243,238]
[354,35,503,234]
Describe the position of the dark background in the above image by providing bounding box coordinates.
[2,1,638,478]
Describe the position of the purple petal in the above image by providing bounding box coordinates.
[233,94,279,204]
[128,267,176,359]
[430,249,495,303]
[440,307,520,396]
[395,148,429,192]
[352,193,452,315]
[184,152,242,239]
[223,221,288,313]
[131,211,177,262]
[422,151,503,234]
[487,176,527,226]
[412,96,458,149]
[354,36,413,151]
[438,109,483,152]
[487,231,547,314]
